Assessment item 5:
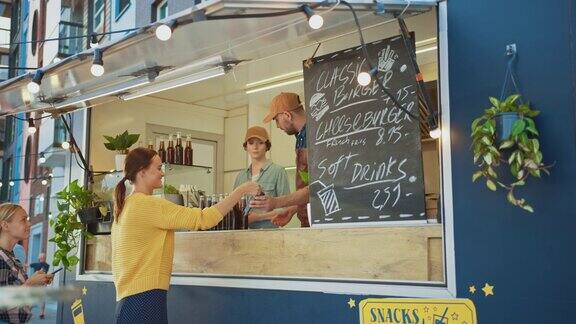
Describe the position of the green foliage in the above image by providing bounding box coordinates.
[470,94,551,213]
[103,130,140,153]
[299,170,310,185]
[163,184,180,194]
[49,180,99,270]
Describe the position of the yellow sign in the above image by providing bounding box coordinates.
[359,298,477,324]
[71,299,86,324]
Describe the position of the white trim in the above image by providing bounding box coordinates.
[438,0,457,297]
[75,3,457,299]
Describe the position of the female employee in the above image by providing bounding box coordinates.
[113,147,259,323]
[233,126,293,228]
[0,203,54,323]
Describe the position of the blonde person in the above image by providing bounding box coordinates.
[233,126,294,229]
[0,204,53,323]
[112,147,259,323]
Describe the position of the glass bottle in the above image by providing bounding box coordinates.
[175,132,183,165]
[184,135,193,166]
[158,139,167,163]
[167,134,175,164]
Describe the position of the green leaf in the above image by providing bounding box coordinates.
[481,136,491,145]
[487,167,497,178]
[511,119,526,137]
[504,94,520,106]
[499,140,515,149]
[507,191,517,205]
[526,126,539,136]
[489,97,500,109]
[483,153,493,165]
[69,256,80,266]
[472,171,483,182]
[531,139,540,152]
[486,179,497,191]
[104,142,116,151]
[521,204,534,213]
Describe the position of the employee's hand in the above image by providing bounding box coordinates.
[239,181,261,196]
[46,273,55,285]
[250,195,276,212]
[271,209,295,227]
[25,270,52,286]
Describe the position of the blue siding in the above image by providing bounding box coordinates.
[448,0,576,322]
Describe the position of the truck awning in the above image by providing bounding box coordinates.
[0,0,436,117]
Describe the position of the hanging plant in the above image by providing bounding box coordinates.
[470,94,552,212]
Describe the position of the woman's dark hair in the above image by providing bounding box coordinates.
[243,140,272,151]
[114,147,158,221]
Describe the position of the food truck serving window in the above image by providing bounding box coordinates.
[79,2,454,297]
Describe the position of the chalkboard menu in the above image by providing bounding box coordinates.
[303,35,426,226]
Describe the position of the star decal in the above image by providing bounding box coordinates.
[469,285,476,294]
[423,306,429,313]
[82,286,88,295]
[347,298,356,308]
[451,312,458,320]
[482,283,494,297]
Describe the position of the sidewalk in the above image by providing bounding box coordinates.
[28,301,58,324]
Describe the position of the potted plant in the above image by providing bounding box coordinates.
[103,130,140,170]
[470,94,552,212]
[49,180,105,270]
[163,184,183,206]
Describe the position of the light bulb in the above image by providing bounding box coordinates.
[9,181,14,187]
[27,118,37,134]
[0,182,3,187]
[27,81,40,94]
[41,179,48,185]
[308,14,324,30]
[357,72,372,86]
[48,212,53,219]
[90,63,105,77]
[155,24,172,41]
[39,154,46,163]
[429,127,442,139]
[61,141,70,150]
[39,196,44,202]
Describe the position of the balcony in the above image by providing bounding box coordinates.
[58,21,85,57]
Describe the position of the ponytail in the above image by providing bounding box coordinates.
[113,147,158,222]
[114,176,128,221]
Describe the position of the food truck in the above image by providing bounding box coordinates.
[0,0,573,323]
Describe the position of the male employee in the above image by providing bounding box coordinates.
[254,92,310,227]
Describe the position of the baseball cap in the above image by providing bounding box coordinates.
[263,92,303,123]
[244,126,270,143]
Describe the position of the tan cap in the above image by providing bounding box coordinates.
[263,92,303,123]
[244,126,270,143]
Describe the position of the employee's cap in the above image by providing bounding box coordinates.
[263,92,303,123]
[244,126,270,143]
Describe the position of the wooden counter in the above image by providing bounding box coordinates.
[85,225,444,282]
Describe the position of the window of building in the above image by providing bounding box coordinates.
[93,0,104,29]
[31,193,45,216]
[0,1,11,18]
[152,0,168,22]
[23,135,31,183]
[115,0,130,20]
[31,10,38,55]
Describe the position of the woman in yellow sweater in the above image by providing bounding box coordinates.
[112,147,259,323]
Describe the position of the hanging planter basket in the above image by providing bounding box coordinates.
[494,112,520,143]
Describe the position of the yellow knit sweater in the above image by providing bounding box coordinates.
[111,193,223,300]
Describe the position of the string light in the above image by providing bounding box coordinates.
[41,179,48,185]
[155,20,176,41]
[301,5,324,30]
[61,141,70,150]
[0,182,2,187]
[427,113,441,139]
[9,181,14,187]
[90,48,104,77]
[39,153,46,163]
[357,67,378,86]
[89,33,99,48]
[27,70,44,94]
[27,118,37,134]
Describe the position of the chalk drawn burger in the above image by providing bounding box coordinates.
[310,92,330,122]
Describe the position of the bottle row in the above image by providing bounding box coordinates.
[148,132,193,166]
